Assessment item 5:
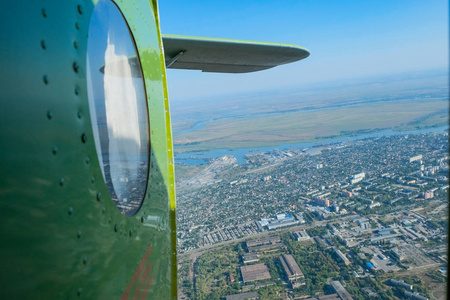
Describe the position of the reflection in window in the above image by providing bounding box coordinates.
[86,0,149,216]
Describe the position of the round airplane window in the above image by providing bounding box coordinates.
[86,0,149,216]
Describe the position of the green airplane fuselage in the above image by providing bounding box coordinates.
[0,0,176,298]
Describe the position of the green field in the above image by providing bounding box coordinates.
[173,98,448,152]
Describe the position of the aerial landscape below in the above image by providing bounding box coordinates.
[160,1,448,299]
[172,69,448,300]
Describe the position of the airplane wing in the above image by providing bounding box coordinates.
[161,34,310,73]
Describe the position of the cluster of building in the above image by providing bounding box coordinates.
[234,234,356,299]
[176,133,446,299]
[232,237,306,298]
[176,132,448,253]
[199,222,260,248]
[239,237,305,287]
[388,279,429,300]
[184,201,446,299]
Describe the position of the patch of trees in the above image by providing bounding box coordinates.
[306,226,327,237]
[284,238,338,295]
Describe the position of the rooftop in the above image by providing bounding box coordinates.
[240,263,271,283]
[279,254,304,280]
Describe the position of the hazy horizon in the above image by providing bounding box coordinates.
[169,67,448,107]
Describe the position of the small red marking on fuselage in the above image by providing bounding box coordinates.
[133,262,152,300]
[121,245,153,300]
[140,276,154,300]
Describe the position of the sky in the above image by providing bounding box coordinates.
[159,0,448,102]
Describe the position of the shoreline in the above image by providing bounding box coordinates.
[174,125,449,165]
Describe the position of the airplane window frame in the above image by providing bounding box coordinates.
[86,0,151,217]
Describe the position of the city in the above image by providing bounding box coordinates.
[175,131,448,299]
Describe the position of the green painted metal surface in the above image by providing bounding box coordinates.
[0,0,176,299]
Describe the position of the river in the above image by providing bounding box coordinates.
[174,126,448,165]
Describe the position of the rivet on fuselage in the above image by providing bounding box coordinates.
[43,75,49,85]
[129,230,132,237]
[102,206,106,213]
[60,177,65,186]
[52,145,58,155]
[140,216,144,223]
[91,176,95,184]
[40,40,46,50]
[75,86,80,95]
[41,8,47,18]
[81,133,87,143]
[77,5,83,15]
[82,256,87,265]
[47,110,53,120]
[85,157,90,165]
[73,62,79,73]
[114,224,118,232]
[77,111,82,119]
[77,288,82,297]
[96,192,101,201]
[73,41,78,49]
[77,230,82,239]
[75,22,80,30]
[68,207,73,215]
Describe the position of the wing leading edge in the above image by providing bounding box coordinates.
[161,34,310,73]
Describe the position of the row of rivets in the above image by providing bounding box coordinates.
[46,4,140,297]
[75,5,86,294]
[76,1,89,292]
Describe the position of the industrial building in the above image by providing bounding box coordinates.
[293,230,310,241]
[259,214,300,230]
[404,291,428,300]
[246,236,280,248]
[370,233,402,243]
[279,254,305,288]
[389,279,413,290]
[333,247,351,265]
[246,236,283,252]
[247,243,283,253]
[240,264,271,283]
[378,227,396,235]
[330,281,353,300]
[267,216,299,230]
[242,253,259,264]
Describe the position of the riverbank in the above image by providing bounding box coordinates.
[174,126,448,165]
